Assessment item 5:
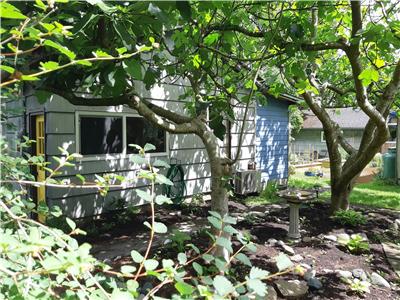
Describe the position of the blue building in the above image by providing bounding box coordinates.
[256,96,296,185]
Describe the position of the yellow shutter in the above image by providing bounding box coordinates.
[35,115,46,222]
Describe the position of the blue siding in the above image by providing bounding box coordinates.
[256,98,290,181]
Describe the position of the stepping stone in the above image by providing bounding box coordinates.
[275,279,308,299]
[370,272,390,288]
[382,242,400,278]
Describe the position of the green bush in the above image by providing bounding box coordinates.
[260,181,278,200]
[333,209,367,227]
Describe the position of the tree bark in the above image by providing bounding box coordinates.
[330,178,356,213]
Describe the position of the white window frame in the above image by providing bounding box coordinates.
[320,131,326,143]
[75,111,169,161]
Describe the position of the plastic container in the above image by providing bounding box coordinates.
[382,147,397,179]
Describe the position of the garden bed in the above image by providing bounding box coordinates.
[86,201,400,299]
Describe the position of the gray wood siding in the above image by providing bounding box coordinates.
[38,81,256,218]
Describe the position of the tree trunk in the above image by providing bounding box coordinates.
[330,179,355,213]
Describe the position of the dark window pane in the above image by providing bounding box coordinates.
[80,116,122,155]
[126,117,166,153]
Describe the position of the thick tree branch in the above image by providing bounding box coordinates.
[44,88,198,134]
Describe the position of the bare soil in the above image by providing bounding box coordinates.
[85,201,400,299]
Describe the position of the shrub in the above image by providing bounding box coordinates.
[0,140,297,299]
[333,209,367,227]
[260,181,278,200]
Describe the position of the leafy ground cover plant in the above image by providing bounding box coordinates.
[338,234,370,255]
[0,140,297,299]
[333,209,367,227]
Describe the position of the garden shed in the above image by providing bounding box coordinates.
[4,83,295,218]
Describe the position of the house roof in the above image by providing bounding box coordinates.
[302,107,369,129]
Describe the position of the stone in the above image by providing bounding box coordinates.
[267,238,278,246]
[322,268,333,274]
[336,233,350,244]
[370,272,390,288]
[323,235,337,242]
[335,270,353,279]
[281,244,296,256]
[275,279,308,299]
[300,263,312,270]
[266,286,277,300]
[352,269,368,281]
[304,269,316,281]
[302,237,313,243]
[307,277,323,290]
[291,254,304,262]
[392,219,400,232]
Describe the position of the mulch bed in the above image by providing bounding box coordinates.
[85,200,400,299]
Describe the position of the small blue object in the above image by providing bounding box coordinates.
[304,171,315,177]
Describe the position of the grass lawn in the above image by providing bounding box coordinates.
[243,171,400,210]
[350,180,400,210]
[288,171,400,211]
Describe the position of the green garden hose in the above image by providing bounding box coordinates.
[163,163,186,204]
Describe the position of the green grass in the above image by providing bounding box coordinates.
[288,173,330,189]
[288,172,400,210]
[349,180,400,210]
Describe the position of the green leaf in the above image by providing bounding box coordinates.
[177,252,187,264]
[213,275,234,296]
[192,54,201,68]
[93,49,111,58]
[130,155,147,165]
[65,217,76,231]
[116,47,128,55]
[143,143,156,152]
[144,259,159,271]
[202,254,214,262]
[136,189,152,202]
[130,250,144,263]
[153,160,170,168]
[236,253,252,267]
[249,266,269,279]
[358,68,379,86]
[275,253,293,271]
[21,75,39,81]
[222,215,237,224]
[0,65,15,74]
[76,60,93,66]
[40,61,60,71]
[123,59,142,80]
[223,225,238,235]
[374,58,385,68]
[208,216,222,230]
[162,259,174,269]
[209,211,222,219]
[121,265,137,274]
[216,237,233,253]
[110,290,134,300]
[247,279,267,296]
[87,0,117,14]
[193,262,203,275]
[176,1,192,20]
[175,281,195,295]
[0,2,27,19]
[153,222,167,233]
[44,40,76,60]
[155,174,173,185]
[204,33,220,46]
[155,195,172,205]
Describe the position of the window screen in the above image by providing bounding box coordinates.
[126,117,166,153]
[80,116,123,155]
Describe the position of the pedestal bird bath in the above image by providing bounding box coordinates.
[278,190,316,240]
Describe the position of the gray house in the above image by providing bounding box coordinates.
[291,108,369,159]
[4,81,295,218]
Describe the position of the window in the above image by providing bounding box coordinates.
[80,116,123,155]
[126,117,166,153]
[320,131,326,142]
[77,113,167,157]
